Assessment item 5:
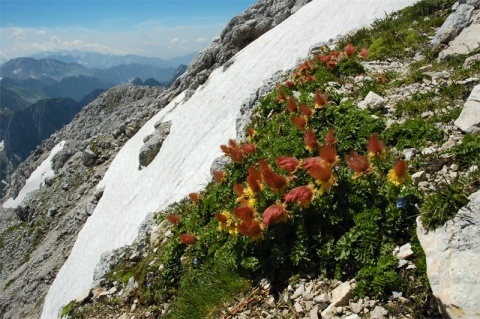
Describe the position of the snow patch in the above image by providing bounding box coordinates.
[41,1,418,318]
[3,141,66,209]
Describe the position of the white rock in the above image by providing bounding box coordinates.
[439,11,480,60]
[358,91,385,111]
[291,283,305,299]
[294,301,304,314]
[321,304,337,319]
[411,171,427,184]
[117,314,128,319]
[455,84,480,134]
[330,281,352,306]
[345,314,360,319]
[417,190,480,319]
[314,293,330,304]
[75,289,91,303]
[396,243,414,260]
[402,148,419,160]
[464,53,480,69]
[370,305,385,319]
[309,306,319,319]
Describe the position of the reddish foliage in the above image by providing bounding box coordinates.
[262,170,287,192]
[179,234,196,245]
[304,129,319,151]
[300,105,314,117]
[276,86,287,103]
[319,144,338,166]
[233,206,255,221]
[284,185,314,206]
[393,160,408,176]
[314,90,328,108]
[229,147,244,163]
[286,97,298,113]
[167,214,180,226]
[324,130,337,145]
[233,183,245,197]
[307,163,332,183]
[285,81,296,88]
[367,134,385,156]
[215,212,228,223]
[344,43,356,57]
[237,219,263,239]
[262,204,287,227]
[212,170,225,183]
[303,157,322,170]
[241,144,257,154]
[275,156,300,173]
[220,144,230,154]
[291,116,307,129]
[359,48,369,59]
[189,192,200,202]
[346,152,371,174]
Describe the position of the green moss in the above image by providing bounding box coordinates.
[383,117,445,149]
[450,135,480,169]
[61,300,76,317]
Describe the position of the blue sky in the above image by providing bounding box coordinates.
[0,0,256,62]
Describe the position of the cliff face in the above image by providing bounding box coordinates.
[0,1,315,318]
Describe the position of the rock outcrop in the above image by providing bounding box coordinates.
[432,0,480,61]
[417,190,480,319]
[168,0,312,97]
[138,121,172,168]
[455,84,480,134]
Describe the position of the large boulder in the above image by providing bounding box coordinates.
[417,190,480,319]
[138,121,172,168]
[431,3,475,46]
[454,84,480,134]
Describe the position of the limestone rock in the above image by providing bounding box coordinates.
[417,190,480,319]
[370,305,386,319]
[463,53,480,69]
[411,171,427,184]
[431,4,475,45]
[82,147,98,167]
[139,121,172,168]
[439,10,480,60]
[396,243,414,260]
[358,92,385,111]
[455,84,480,134]
[330,281,353,306]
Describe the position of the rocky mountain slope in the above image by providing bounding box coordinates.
[1,0,479,319]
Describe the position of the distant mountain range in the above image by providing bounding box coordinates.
[28,50,197,69]
[0,52,192,192]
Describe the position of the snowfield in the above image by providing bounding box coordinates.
[41,1,418,317]
[3,141,66,209]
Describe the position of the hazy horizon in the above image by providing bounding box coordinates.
[0,0,257,64]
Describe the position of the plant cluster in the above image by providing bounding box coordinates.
[159,45,422,306]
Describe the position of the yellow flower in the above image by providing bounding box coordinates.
[307,163,336,195]
[388,160,411,186]
[216,211,238,235]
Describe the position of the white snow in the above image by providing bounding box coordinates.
[3,141,66,209]
[40,1,418,318]
[0,140,4,151]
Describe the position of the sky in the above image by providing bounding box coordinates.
[0,0,256,63]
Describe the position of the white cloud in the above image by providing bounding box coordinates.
[195,37,207,43]
[0,22,224,63]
